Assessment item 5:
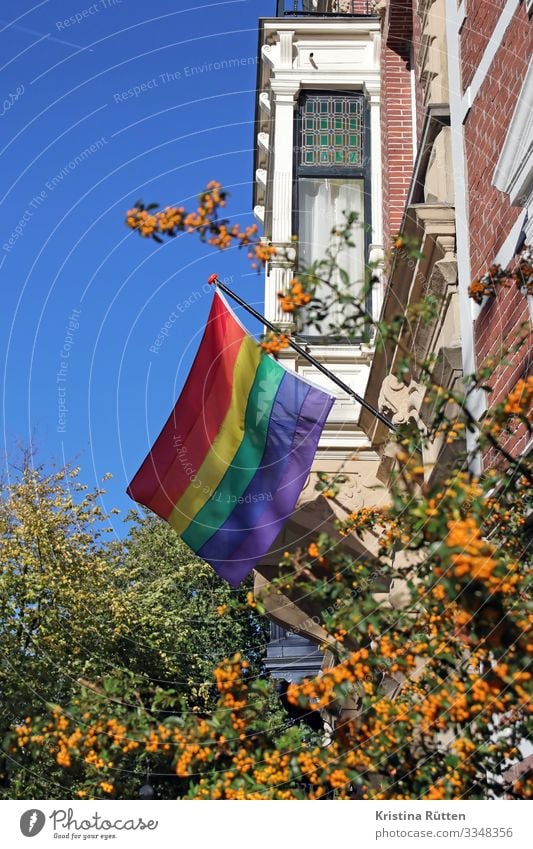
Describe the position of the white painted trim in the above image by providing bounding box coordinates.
[493,56,533,207]
[262,20,381,36]
[492,211,532,326]
[459,0,520,121]
[492,209,527,267]
[457,0,468,31]
[446,0,486,469]
[410,64,417,158]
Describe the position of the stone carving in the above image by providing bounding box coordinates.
[424,127,454,204]
[256,168,267,186]
[371,0,387,15]
[378,372,426,430]
[257,131,269,153]
[418,0,449,106]
[258,91,271,115]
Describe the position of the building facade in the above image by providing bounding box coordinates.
[371,0,532,468]
[252,0,532,682]
[253,2,389,681]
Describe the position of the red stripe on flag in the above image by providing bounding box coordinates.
[127,293,245,516]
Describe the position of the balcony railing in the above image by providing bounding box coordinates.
[276,0,373,16]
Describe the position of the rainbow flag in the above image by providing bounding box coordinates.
[127,291,334,586]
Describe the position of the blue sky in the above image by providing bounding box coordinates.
[1,0,270,531]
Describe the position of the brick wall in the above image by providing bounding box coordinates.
[464,3,533,462]
[474,258,531,464]
[381,1,415,243]
[460,0,506,91]
[463,4,532,277]
[474,285,532,397]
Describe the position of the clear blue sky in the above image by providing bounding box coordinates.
[1,0,270,532]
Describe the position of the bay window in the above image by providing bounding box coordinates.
[295,92,371,336]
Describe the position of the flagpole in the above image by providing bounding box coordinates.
[207,275,397,433]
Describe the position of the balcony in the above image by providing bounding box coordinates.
[276,0,374,15]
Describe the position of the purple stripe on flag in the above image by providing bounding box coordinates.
[197,373,310,562]
[204,386,334,587]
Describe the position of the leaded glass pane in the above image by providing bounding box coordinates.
[299,94,364,168]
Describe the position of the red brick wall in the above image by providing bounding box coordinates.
[464,4,532,277]
[381,2,415,244]
[474,259,532,461]
[460,0,506,91]
[350,0,372,12]
[474,286,531,398]
[465,4,533,463]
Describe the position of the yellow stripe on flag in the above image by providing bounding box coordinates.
[167,334,262,535]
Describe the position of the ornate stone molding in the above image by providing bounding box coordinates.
[424,126,454,204]
[258,91,271,115]
[378,373,426,430]
[262,31,296,72]
[417,0,449,107]
[371,0,387,18]
[256,168,267,189]
[257,131,269,153]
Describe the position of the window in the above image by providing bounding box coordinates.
[300,94,364,167]
[296,92,370,337]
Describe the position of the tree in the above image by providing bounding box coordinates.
[112,509,269,708]
[1,462,275,799]
[0,460,120,796]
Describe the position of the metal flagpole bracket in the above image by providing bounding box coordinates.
[207,274,397,433]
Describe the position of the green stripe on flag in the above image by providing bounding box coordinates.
[182,354,284,551]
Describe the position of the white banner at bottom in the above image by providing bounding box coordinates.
[1,799,531,849]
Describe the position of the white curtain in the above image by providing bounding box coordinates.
[298,178,365,334]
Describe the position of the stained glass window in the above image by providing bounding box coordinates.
[299,94,364,167]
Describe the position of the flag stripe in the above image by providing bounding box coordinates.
[127,295,245,512]
[205,386,333,587]
[181,354,285,551]
[166,334,262,534]
[147,316,247,519]
[196,374,310,563]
